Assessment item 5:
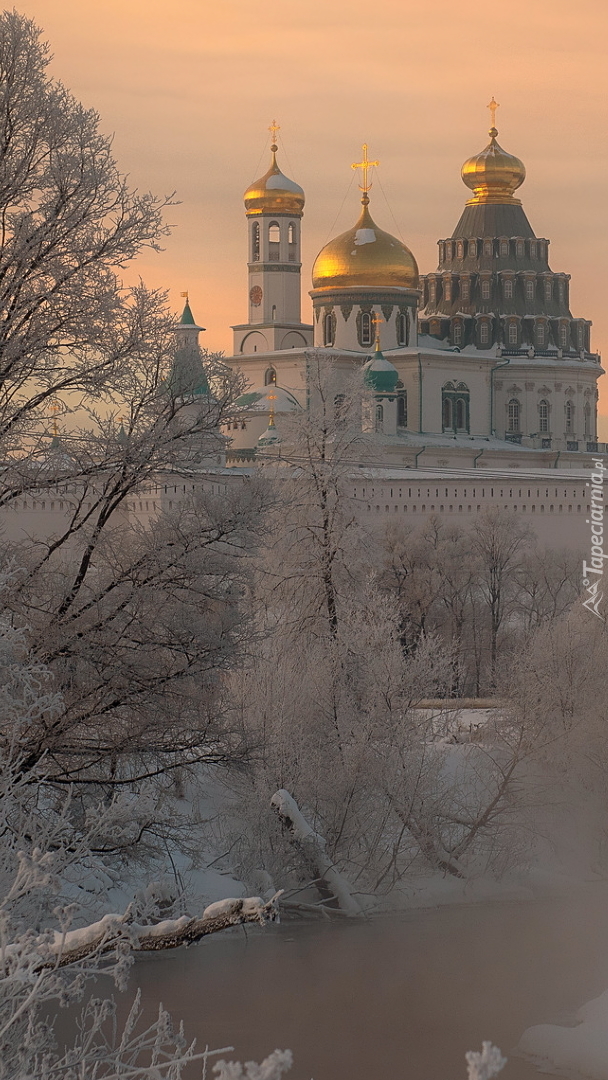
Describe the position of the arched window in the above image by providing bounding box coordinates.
[469,240,477,258]
[453,322,463,346]
[375,403,384,430]
[397,392,407,428]
[442,397,452,431]
[481,279,491,300]
[442,382,469,433]
[538,399,549,433]
[544,279,552,302]
[251,221,260,262]
[536,322,546,347]
[516,240,525,257]
[334,393,346,422]
[525,279,535,301]
[288,222,296,244]
[271,304,277,321]
[530,241,537,258]
[397,312,408,346]
[324,312,335,347]
[456,398,466,430]
[503,279,513,299]
[507,399,521,433]
[479,321,490,345]
[559,324,568,348]
[483,240,492,257]
[565,400,574,433]
[268,222,280,260]
[264,368,276,386]
[360,312,373,347]
[500,240,509,257]
[577,324,585,349]
[584,401,592,437]
[445,243,452,261]
[508,321,518,345]
[460,277,470,301]
[457,241,464,259]
[429,280,437,304]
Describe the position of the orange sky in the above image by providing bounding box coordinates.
[20,0,608,436]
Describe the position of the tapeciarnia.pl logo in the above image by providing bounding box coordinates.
[582,459,606,620]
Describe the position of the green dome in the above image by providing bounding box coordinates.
[362,344,399,393]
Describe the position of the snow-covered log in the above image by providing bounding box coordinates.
[37,894,282,969]
[271,789,364,916]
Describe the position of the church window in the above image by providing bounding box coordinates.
[442,382,469,433]
[584,401,592,436]
[525,279,535,301]
[530,241,537,258]
[507,399,521,433]
[442,396,452,431]
[538,399,549,432]
[508,321,518,345]
[516,240,525,257]
[397,392,407,428]
[375,403,384,430]
[559,323,568,348]
[445,243,452,261]
[453,322,463,346]
[288,222,296,244]
[469,240,477,258]
[565,400,575,433]
[536,322,546,346]
[457,241,464,259]
[251,222,260,262]
[544,279,552,302]
[481,279,491,300]
[360,312,373,346]
[500,240,509,256]
[397,312,409,346]
[483,240,492,257]
[558,279,565,303]
[264,367,276,385]
[503,279,513,299]
[324,312,335,347]
[429,280,437,303]
[460,277,470,301]
[456,398,467,430]
[444,278,452,302]
[271,304,277,321]
[479,321,490,345]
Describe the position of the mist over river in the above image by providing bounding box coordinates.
[96,885,608,1080]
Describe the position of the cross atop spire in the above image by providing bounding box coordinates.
[352,143,379,203]
[269,119,280,151]
[487,96,500,133]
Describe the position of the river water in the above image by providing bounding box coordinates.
[114,885,608,1080]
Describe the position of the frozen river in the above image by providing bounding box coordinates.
[112,886,608,1080]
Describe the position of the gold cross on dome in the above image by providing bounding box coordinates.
[352,144,379,194]
[269,119,280,147]
[487,97,500,129]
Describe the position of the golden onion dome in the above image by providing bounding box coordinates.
[462,125,526,205]
[243,142,305,216]
[312,196,419,291]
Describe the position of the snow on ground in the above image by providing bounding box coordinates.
[518,990,608,1080]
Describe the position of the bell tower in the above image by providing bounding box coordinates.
[232,122,313,356]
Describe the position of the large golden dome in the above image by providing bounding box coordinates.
[244,143,305,216]
[462,125,526,206]
[312,196,419,291]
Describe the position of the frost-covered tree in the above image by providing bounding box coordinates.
[0,11,264,790]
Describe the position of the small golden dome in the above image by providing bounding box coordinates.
[243,144,305,216]
[312,197,419,291]
[462,126,526,205]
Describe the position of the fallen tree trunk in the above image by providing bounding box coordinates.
[271,789,364,917]
[34,894,282,969]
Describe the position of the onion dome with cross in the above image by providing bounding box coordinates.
[310,145,419,353]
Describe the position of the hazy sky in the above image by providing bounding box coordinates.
[20,0,608,433]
